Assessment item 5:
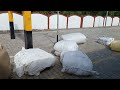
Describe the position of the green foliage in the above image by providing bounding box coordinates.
[12,11,120,16]
[35,11,120,16]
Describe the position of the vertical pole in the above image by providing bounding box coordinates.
[8,11,15,39]
[57,11,59,42]
[93,16,96,27]
[103,17,105,26]
[105,11,108,26]
[22,11,33,49]
[66,16,68,30]
[111,16,113,26]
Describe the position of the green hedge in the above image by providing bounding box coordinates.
[34,11,120,16]
[11,11,120,16]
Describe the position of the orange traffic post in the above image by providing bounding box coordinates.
[8,11,15,39]
[22,11,33,49]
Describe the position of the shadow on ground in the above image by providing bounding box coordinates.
[86,47,120,79]
[15,31,25,42]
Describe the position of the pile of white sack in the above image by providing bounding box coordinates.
[13,47,56,77]
[53,33,98,76]
[54,33,87,56]
[13,32,98,77]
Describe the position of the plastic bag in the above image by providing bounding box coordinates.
[60,51,98,76]
[61,33,87,44]
[13,48,56,77]
[97,37,114,46]
[109,40,120,52]
[54,40,79,56]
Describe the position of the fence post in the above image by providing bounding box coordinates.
[104,11,108,27]
[111,16,114,26]
[80,16,83,28]
[48,15,50,31]
[103,17,105,27]
[105,17,107,27]
[93,16,96,27]
[118,17,120,26]
[66,15,69,30]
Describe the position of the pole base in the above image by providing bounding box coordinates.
[10,22,15,39]
[57,35,58,42]
[24,30,33,49]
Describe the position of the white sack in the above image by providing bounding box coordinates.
[54,40,79,56]
[61,33,87,44]
[97,37,114,46]
[13,48,56,77]
[60,51,98,76]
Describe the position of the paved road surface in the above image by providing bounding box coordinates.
[0,26,120,79]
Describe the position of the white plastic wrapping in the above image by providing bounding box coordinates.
[54,40,79,56]
[61,33,87,44]
[97,37,114,46]
[60,51,98,76]
[13,48,56,77]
